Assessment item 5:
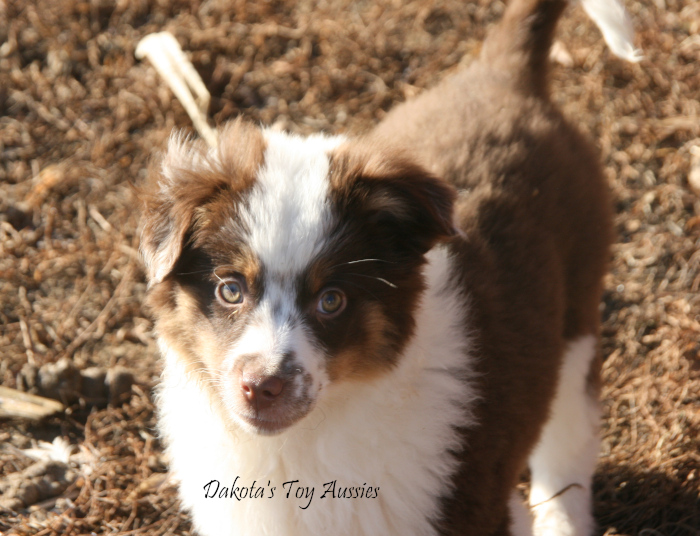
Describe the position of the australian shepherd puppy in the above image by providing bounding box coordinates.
[139,0,638,534]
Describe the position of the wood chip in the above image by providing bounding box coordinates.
[688,145,700,194]
[0,386,65,420]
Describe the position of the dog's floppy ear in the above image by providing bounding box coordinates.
[331,142,458,256]
[139,135,220,285]
[139,121,265,285]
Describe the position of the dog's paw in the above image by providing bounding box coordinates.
[531,493,593,536]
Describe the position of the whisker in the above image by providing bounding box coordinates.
[187,368,227,379]
[213,265,237,276]
[331,258,394,269]
[198,381,226,388]
[175,268,213,276]
[345,272,398,289]
[195,374,227,384]
[199,372,227,379]
[176,265,239,280]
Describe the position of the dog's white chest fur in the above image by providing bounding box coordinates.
[157,247,475,536]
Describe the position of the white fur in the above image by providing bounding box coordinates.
[510,491,535,536]
[528,335,600,536]
[157,246,476,536]
[240,130,345,276]
[578,0,643,62]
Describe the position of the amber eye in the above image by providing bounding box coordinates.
[217,280,244,305]
[317,289,346,316]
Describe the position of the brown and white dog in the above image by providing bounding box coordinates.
[140,1,638,535]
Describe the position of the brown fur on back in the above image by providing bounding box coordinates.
[369,0,612,532]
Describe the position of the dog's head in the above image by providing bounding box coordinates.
[141,119,456,435]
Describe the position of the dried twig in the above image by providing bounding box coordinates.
[135,32,217,148]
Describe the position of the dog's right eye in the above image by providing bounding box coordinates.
[217,280,244,305]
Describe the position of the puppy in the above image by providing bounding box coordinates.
[140,0,637,534]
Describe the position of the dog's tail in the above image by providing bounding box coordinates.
[481,0,641,96]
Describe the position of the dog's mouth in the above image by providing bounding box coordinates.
[226,384,316,435]
[236,413,301,435]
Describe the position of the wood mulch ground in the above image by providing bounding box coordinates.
[1,0,698,534]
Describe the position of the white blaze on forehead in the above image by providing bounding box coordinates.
[240,130,345,277]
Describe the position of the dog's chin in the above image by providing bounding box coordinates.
[231,412,307,436]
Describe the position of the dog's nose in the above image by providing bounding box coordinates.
[240,373,285,410]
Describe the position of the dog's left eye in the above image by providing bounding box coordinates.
[217,280,244,305]
[317,289,346,316]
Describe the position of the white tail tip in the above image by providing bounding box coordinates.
[579,0,643,62]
